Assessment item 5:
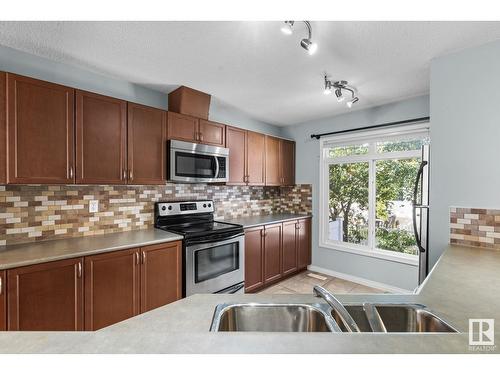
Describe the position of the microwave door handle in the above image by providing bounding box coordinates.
[214,156,220,179]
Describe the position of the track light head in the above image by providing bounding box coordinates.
[281,21,294,35]
[347,97,359,108]
[323,76,332,95]
[335,88,344,102]
[300,38,317,55]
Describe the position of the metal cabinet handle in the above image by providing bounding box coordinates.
[69,166,74,179]
[142,251,146,264]
[135,252,139,265]
[199,133,204,141]
[129,169,133,181]
[0,275,3,295]
[77,262,82,278]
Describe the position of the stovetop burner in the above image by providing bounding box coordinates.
[154,200,243,240]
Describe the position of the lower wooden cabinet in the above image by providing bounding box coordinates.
[264,223,282,284]
[140,242,182,314]
[7,258,84,331]
[0,270,6,331]
[85,241,182,330]
[244,218,312,293]
[282,221,298,276]
[297,218,312,270]
[244,226,265,292]
[85,248,140,331]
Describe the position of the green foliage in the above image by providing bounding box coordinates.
[328,139,424,254]
[376,228,417,255]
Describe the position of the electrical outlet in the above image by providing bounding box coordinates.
[89,200,99,213]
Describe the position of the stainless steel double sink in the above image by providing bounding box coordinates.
[210,302,458,333]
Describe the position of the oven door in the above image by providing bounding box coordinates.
[169,140,228,183]
[185,234,244,296]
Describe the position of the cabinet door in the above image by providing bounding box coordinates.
[280,139,295,186]
[167,112,198,142]
[244,226,265,292]
[0,72,6,184]
[264,223,282,284]
[76,90,127,184]
[140,241,182,313]
[282,220,298,276]
[0,270,6,331]
[7,73,75,184]
[226,126,246,185]
[198,120,225,146]
[85,248,140,331]
[265,136,281,186]
[297,218,312,270]
[7,258,84,331]
[247,131,266,186]
[128,103,167,184]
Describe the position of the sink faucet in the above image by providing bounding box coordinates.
[313,285,360,333]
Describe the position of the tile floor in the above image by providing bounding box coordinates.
[257,270,389,294]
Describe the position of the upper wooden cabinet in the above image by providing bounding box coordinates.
[167,111,198,143]
[6,74,75,184]
[297,218,312,270]
[168,112,225,147]
[0,270,6,331]
[127,103,167,184]
[84,248,140,331]
[226,127,265,186]
[140,242,182,313]
[7,258,84,331]
[0,73,6,184]
[244,226,265,292]
[280,139,295,186]
[265,136,281,186]
[226,126,247,185]
[198,120,225,146]
[168,86,210,120]
[76,90,127,184]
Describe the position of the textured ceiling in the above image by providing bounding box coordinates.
[1,21,500,126]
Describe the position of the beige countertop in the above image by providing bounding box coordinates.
[0,229,183,270]
[1,244,499,353]
[225,213,312,228]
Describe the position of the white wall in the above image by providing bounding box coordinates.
[429,39,500,266]
[282,96,430,291]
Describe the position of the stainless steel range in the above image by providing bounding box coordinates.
[154,200,245,296]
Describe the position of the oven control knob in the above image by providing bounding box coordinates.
[168,205,173,210]
[161,205,166,211]
[208,203,212,208]
[203,203,207,208]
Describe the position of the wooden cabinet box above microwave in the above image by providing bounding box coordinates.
[168,86,211,120]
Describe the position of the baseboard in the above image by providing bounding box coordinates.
[307,265,413,294]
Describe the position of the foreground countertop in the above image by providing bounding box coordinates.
[1,243,499,353]
[0,229,183,270]
[226,213,311,228]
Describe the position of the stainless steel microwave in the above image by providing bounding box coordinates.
[169,140,229,183]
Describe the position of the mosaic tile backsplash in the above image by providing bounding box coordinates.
[450,207,500,249]
[0,184,312,246]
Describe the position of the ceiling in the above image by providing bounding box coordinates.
[1,21,500,126]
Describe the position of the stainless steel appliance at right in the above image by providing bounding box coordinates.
[413,144,430,285]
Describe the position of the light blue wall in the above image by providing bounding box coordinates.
[0,44,280,135]
[429,39,500,266]
[282,96,430,291]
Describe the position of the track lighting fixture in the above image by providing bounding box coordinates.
[280,21,317,55]
[323,75,359,108]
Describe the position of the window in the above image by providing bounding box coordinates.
[319,124,430,264]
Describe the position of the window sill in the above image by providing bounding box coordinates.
[320,241,419,266]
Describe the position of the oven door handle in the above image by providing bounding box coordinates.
[185,232,244,246]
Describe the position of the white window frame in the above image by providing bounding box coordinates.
[319,123,430,266]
